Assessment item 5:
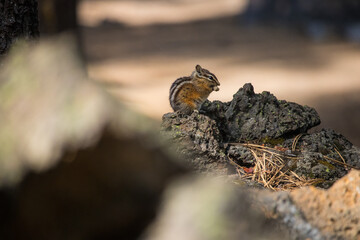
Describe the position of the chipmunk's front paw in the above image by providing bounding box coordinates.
[193,109,206,115]
[198,109,206,114]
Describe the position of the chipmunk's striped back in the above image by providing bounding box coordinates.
[169,65,220,115]
[169,76,192,110]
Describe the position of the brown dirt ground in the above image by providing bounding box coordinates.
[79,0,360,146]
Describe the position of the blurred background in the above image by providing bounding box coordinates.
[0,1,359,239]
[41,0,360,145]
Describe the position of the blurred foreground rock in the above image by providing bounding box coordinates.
[144,170,360,240]
[256,171,360,239]
[291,170,360,239]
[0,37,187,239]
[143,176,287,240]
[0,37,110,185]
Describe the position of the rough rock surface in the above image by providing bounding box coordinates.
[291,170,360,239]
[282,129,360,188]
[201,83,321,142]
[161,112,232,174]
[256,191,324,240]
[161,83,359,186]
[227,145,254,166]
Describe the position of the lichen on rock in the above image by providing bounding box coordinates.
[201,83,321,142]
[161,111,231,174]
[282,129,360,188]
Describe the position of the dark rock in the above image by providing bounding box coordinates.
[161,112,232,174]
[227,145,254,166]
[282,129,360,187]
[283,128,353,153]
[161,84,359,188]
[202,83,321,142]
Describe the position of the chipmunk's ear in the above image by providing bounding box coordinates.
[195,64,203,74]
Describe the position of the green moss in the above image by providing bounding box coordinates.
[317,160,336,170]
[261,137,285,146]
[259,109,263,117]
[311,179,326,187]
[216,103,221,110]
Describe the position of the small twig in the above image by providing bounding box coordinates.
[232,143,277,151]
[292,134,303,152]
[229,142,337,191]
[333,147,348,170]
[322,156,360,170]
[266,165,285,187]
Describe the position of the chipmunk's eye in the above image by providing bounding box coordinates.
[208,76,214,80]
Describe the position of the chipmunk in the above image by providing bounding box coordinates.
[169,65,220,115]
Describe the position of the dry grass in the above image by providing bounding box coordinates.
[228,143,320,191]
[228,140,358,191]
